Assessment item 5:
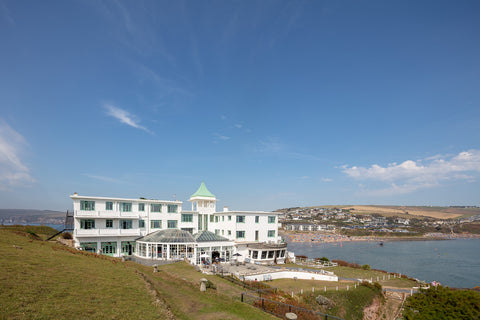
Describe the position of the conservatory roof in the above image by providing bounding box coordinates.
[137,229,196,243]
[193,230,230,242]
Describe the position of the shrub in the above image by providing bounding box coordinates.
[362,264,371,270]
[61,232,73,239]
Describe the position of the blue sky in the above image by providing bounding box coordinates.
[1,0,479,211]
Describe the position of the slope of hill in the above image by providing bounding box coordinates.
[0,226,277,319]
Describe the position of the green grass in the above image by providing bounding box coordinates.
[301,283,383,320]
[0,226,277,320]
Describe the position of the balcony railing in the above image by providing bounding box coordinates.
[75,228,141,237]
[75,210,139,219]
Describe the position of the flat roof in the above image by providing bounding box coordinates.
[70,195,181,204]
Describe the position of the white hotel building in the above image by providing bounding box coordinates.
[71,183,288,265]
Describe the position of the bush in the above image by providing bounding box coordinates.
[61,232,73,239]
[403,286,480,319]
[362,264,371,270]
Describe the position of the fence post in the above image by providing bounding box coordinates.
[262,298,264,310]
[312,287,314,293]
[324,286,326,292]
[241,293,244,302]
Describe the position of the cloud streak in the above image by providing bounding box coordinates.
[0,120,35,188]
[84,174,123,184]
[104,104,152,134]
[343,150,480,196]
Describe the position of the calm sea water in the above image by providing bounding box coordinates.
[287,239,480,288]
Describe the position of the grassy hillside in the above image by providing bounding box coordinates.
[0,226,277,320]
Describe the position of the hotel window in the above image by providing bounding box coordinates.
[181,214,193,222]
[151,204,161,213]
[228,215,232,221]
[168,220,178,228]
[252,251,258,259]
[236,231,245,239]
[215,216,219,223]
[268,216,276,223]
[261,251,267,259]
[139,220,145,228]
[80,219,95,229]
[151,220,161,229]
[210,215,214,223]
[236,216,245,223]
[255,216,259,223]
[228,230,231,236]
[268,230,275,237]
[138,203,145,212]
[80,201,95,211]
[222,216,224,222]
[120,202,132,212]
[106,219,113,228]
[120,220,133,229]
[167,205,178,213]
[215,229,220,235]
[181,228,193,234]
[101,242,116,255]
[106,202,113,211]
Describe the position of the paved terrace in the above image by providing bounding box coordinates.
[203,262,338,282]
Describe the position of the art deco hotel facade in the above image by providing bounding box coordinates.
[71,183,289,265]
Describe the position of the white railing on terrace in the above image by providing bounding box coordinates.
[75,228,141,236]
[75,210,139,218]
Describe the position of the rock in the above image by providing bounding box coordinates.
[285,312,297,319]
[315,295,335,309]
[200,278,208,292]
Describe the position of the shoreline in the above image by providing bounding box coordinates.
[281,231,480,244]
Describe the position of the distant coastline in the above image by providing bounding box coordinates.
[282,230,480,244]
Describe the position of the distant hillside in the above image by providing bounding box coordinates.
[276,205,480,220]
[0,209,66,225]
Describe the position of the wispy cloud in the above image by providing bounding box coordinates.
[342,150,480,196]
[0,120,35,189]
[213,133,231,143]
[0,2,15,26]
[104,104,152,134]
[83,174,123,184]
[321,178,333,182]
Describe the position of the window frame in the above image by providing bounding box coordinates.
[151,204,161,213]
[151,220,162,229]
[120,202,132,212]
[80,201,95,211]
[236,215,245,223]
[236,230,245,239]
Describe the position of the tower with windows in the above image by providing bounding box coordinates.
[188,182,217,231]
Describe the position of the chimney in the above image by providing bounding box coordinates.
[74,192,78,196]
[223,206,229,212]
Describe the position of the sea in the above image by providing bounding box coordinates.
[287,239,480,288]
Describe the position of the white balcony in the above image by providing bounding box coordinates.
[75,210,139,219]
[75,228,141,237]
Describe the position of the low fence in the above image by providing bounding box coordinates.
[241,291,343,320]
[217,274,343,319]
